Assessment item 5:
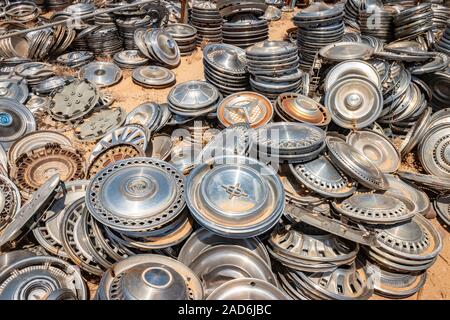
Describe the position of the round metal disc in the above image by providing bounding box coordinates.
[207,278,289,300]
[149,29,181,67]
[178,227,270,266]
[168,81,219,109]
[185,155,284,238]
[289,155,356,198]
[333,193,417,225]
[385,174,430,217]
[276,93,331,126]
[79,62,122,87]
[0,98,36,150]
[7,131,72,164]
[324,60,381,91]
[347,131,400,173]
[89,125,149,163]
[325,76,383,129]
[217,92,273,128]
[96,254,203,300]
[0,78,29,103]
[418,124,450,178]
[319,42,374,62]
[434,194,450,226]
[326,136,389,190]
[132,66,176,88]
[0,174,60,247]
[86,157,185,232]
[188,244,277,297]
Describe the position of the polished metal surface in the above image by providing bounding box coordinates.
[0,0,447,301]
[0,255,87,300]
[178,227,270,266]
[365,214,442,273]
[79,62,123,87]
[188,244,277,297]
[168,81,220,117]
[186,155,284,238]
[418,124,450,178]
[324,60,381,91]
[217,91,273,128]
[333,193,417,225]
[290,156,356,198]
[276,93,330,126]
[434,194,450,226]
[347,131,400,173]
[132,65,176,88]
[269,223,359,272]
[87,157,185,232]
[207,278,289,300]
[0,174,60,247]
[326,137,389,190]
[96,254,203,300]
[325,76,383,129]
[0,78,28,103]
[385,174,431,217]
[319,42,373,62]
[0,97,36,150]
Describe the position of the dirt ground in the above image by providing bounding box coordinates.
[82,13,449,300]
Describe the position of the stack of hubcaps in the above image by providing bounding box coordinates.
[113,50,149,69]
[96,255,203,300]
[216,91,274,128]
[222,13,269,48]
[393,3,433,40]
[132,66,176,89]
[164,24,197,56]
[246,41,302,100]
[86,158,191,254]
[292,2,345,70]
[268,223,359,272]
[251,122,326,163]
[168,81,221,117]
[186,155,284,238]
[134,28,180,67]
[191,2,223,45]
[203,43,249,96]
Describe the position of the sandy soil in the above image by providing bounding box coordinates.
[71,12,448,300]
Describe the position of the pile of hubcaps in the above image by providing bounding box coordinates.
[293,2,345,70]
[246,41,302,100]
[96,255,203,300]
[86,158,191,252]
[186,155,284,238]
[0,0,448,301]
[79,62,123,87]
[113,49,149,69]
[191,2,223,45]
[218,0,268,48]
[251,122,326,163]
[164,23,197,56]
[134,28,180,67]
[132,65,176,88]
[203,43,249,96]
[168,81,221,117]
